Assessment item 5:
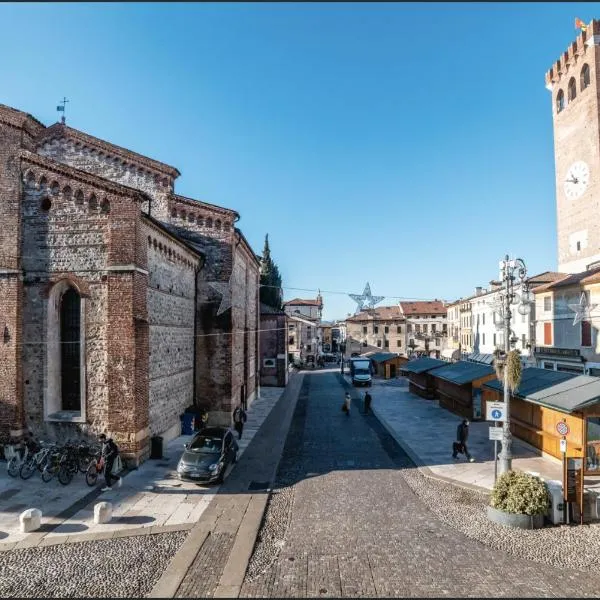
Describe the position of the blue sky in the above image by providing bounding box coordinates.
[0,3,593,320]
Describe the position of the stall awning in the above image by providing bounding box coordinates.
[483,367,600,414]
[431,360,494,385]
[368,352,400,364]
[401,357,446,374]
[467,352,495,365]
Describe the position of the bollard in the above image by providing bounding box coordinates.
[94,501,113,524]
[19,508,42,533]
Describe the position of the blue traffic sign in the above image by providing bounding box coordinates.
[491,409,502,420]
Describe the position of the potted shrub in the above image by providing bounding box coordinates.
[487,470,550,529]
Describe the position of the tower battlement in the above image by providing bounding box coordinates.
[545,20,600,88]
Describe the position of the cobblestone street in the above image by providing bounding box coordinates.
[241,370,600,598]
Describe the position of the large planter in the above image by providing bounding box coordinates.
[486,505,545,530]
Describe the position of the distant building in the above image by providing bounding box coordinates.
[533,268,600,375]
[344,306,406,357]
[283,295,323,366]
[399,301,448,359]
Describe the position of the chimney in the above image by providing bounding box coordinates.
[475,287,482,296]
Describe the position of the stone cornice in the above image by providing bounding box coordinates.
[234,228,261,268]
[36,123,180,179]
[20,150,148,201]
[170,193,239,219]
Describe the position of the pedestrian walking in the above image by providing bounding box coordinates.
[363,391,372,415]
[342,392,352,416]
[233,404,247,440]
[99,433,122,491]
[452,419,475,462]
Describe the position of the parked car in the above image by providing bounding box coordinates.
[176,426,238,484]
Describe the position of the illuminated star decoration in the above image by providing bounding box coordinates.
[568,292,598,326]
[349,282,384,314]
[208,276,233,316]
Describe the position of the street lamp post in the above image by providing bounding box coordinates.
[495,255,531,476]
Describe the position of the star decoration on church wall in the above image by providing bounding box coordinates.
[568,292,598,326]
[208,276,233,316]
[349,282,384,313]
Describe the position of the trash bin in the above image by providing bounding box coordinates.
[181,413,195,435]
[150,436,163,460]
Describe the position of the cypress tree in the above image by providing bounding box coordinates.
[260,234,283,309]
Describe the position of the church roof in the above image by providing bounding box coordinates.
[37,122,180,179]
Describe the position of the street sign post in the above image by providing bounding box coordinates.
[560,438,567,454]
[486,401,506,422]
[489,427,503,441]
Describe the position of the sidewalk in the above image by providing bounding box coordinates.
[345,375,565,491]
[0,386,285,549]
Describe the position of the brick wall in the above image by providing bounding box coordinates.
[0,108,45,442]
[145,220,199,440]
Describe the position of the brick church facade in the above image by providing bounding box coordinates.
[0,103,259,464]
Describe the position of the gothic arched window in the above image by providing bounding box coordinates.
[568,77,577,101]
[556,89,565,113]
[581,63,591,90]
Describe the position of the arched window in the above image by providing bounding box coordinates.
[556,89,565,113]
[60,288,82,411]
[206,217,213,228]
[581,63,591,90]
[215,219,222,231]
[46,281,86,420]
[568,77,577,101]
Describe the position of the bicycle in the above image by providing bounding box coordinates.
[19,442,55,480]
[85,452,105,487]
[7,443,28,478]
[57,443,80,485]
[41,447,64,483]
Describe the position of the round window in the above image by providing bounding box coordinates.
[41,197,52,211]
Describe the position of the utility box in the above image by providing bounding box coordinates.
[546,480,565,525]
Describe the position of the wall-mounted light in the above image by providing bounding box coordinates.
[3,325,10,344]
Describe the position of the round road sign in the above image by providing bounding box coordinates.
[491,409,502,420]
[556,421,569,436]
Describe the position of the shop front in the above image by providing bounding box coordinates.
[482,367,600,474]
[534,346,586,375]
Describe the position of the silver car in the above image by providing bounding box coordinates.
[176,426,238,484]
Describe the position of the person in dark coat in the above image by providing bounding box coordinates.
[452,419,474,462]
[364,391,372,415]
[99,433,122,491]
[233,405,247,440]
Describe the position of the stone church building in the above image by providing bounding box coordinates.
[0,103,260,464]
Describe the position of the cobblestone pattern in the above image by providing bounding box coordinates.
[0,531,187,598]
[175,532,235,598]
[245,377,309,580]
[241,371,600,598]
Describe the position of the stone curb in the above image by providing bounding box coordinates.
[338,374,491,496]
[0,521,196,552]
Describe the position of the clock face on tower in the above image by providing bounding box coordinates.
[564,160,590,200]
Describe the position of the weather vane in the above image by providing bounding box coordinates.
[56,97,69,124]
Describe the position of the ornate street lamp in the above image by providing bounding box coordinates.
[491,255,532,475]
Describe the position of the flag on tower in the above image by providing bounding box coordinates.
[575,18,587,32]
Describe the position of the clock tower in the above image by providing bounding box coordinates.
[547,19,600,273]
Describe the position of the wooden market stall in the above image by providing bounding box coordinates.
[430,361,496,421]
[400,357,446,399]
[482,367,600,473]
[367,352,408,379]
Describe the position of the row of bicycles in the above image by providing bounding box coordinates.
[6,439,109,486]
